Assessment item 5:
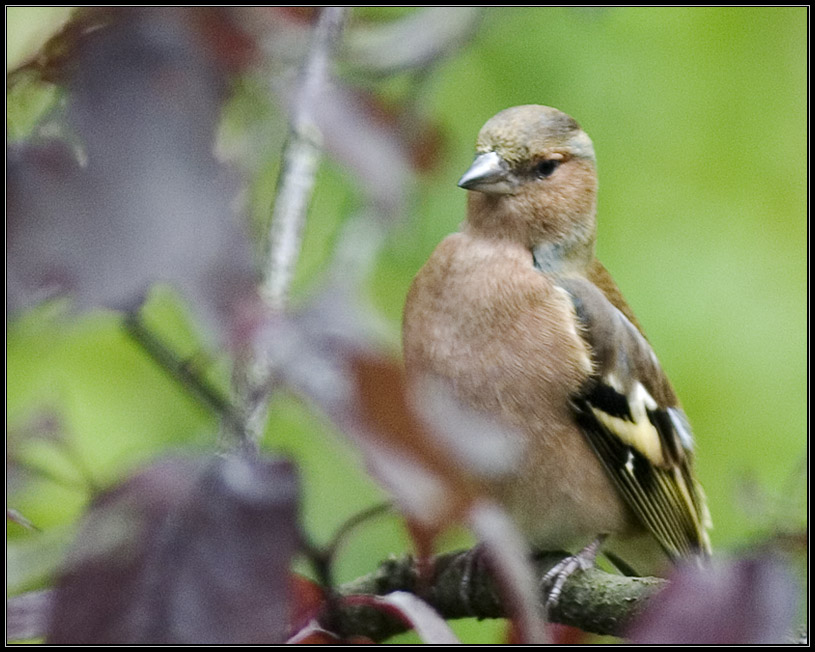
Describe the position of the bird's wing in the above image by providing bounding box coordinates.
[555,276,712,560]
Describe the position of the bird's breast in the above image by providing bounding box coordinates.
[403,233,639,547]
[403,232,592,425]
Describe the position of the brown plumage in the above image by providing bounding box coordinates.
[403,105,711,575]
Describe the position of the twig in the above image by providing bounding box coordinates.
[122,312,244,442]
[324,502,393,562]
[229,7,349,450]
[262,6,348,309]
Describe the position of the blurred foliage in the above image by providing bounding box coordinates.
[6,6,74,71]
[7,7,806,644]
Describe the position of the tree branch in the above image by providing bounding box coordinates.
[330,550,667,641]
[225,7,349,451]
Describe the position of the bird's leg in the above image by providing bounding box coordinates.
[540,535,607,608]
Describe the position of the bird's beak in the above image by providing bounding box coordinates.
[457,151,517,195]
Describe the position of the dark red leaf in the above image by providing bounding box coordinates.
[14,8,255,82]
[507,620,587,645]
[258,289,467,530]
[271,7,319,25]
[192,8,258,72]
[289,573,327,634]
[263,286,522,535]
[48,454,300,644]
[548,623,590,645]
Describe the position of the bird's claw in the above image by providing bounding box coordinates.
[540,536,606,609]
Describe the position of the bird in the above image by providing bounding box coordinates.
[402,105,711,599]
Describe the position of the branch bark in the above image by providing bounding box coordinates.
[330,550,667,642]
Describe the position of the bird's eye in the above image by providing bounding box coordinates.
[535,159,561,178]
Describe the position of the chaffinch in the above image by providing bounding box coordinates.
[403,105,711,593]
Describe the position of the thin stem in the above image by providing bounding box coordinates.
[262,7,348,310]
[122,312,245,442]
[324,501,393,562]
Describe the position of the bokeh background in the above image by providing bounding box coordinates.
[7,7,807,643]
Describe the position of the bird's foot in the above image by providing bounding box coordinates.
[540,535,606,609]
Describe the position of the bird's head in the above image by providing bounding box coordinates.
[459,105,598,271]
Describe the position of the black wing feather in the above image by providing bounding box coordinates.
[558,277,711,559]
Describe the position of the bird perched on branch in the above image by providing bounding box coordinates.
[402,105,711,598]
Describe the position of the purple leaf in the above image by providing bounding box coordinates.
[7,589,54,642]
[262,285,523,532]
[627,554,799,644]
[344,7,483,75]
[47,454,300,644]
[261,286,474,529]
[313,84,412,217]
[7,8,258,343]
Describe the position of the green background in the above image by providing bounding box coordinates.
[8,7,807,643]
